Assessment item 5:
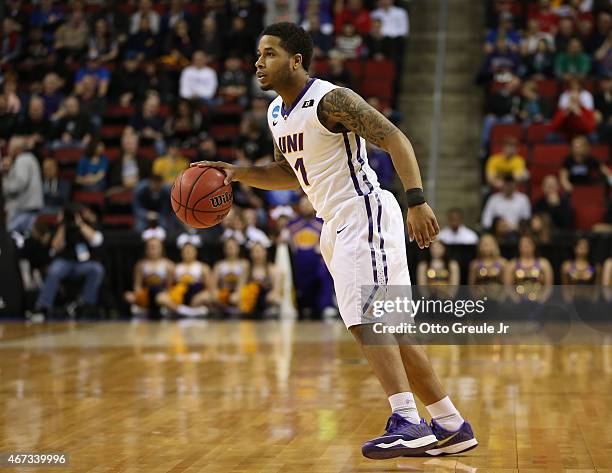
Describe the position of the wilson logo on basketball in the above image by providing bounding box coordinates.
[210,192,232,208]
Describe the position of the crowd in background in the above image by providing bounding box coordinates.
[1,0,611,320]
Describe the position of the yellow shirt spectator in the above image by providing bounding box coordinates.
[152,153,189,186]
[485,139,527,190]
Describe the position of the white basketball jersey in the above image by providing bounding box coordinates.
[267,78,380,220]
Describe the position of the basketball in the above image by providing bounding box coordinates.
[171,166,233,228]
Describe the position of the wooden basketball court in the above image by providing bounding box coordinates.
[1,320,611,472]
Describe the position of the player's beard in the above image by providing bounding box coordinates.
[262,65,293,92]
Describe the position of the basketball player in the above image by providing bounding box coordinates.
[192,22,477,458]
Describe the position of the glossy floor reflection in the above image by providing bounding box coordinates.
[1,320,611,472]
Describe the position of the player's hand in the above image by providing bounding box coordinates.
[190,160,242,185]
[406,203,440,249]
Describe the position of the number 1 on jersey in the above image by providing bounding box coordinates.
[294,157,310,186]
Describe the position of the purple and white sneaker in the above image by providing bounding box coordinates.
[416,419,478,456]
[362,413,438,459]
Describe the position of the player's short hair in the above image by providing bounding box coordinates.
[261,22,313,71]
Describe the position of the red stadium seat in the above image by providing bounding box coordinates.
[210,124,240,141]
[313,59,330,77]
[526,123,554,143]
[591,145,609,163]
[102,215,134,228]
[218,146,234,160]
[532,144,569,166]
[359,78,393,101]
[364,60,395,82]
[73,191,105,208]
[52,147,84,164]
[106,105,135,119]
[58,169,76,181]
[106,147,121,162]
[100,125,125,140]
[180,148,198,160]
[215,103,246,116]
[536,80,558,100]
[139,147,157,161]
[106,191,133,206]
[345,59,364,82]
[490,124,523,144]
[570,186,606,230]
[36,214,59,226]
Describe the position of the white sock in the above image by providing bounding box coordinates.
[426,396,464,431]
[388,392,421,424]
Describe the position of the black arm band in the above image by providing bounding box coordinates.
[405,188,426,207]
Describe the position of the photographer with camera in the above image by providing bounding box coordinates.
[32,204,105,318]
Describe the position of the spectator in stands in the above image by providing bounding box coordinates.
[228,17,257,62]
[29,0,63,47]
[164,99,203,147]
[41,158,70,214]
[22,27,52,72]
[371,0,409,41]
[222,208,247,246]
[74,51,110,97]
[417,241,460,286]
[480,75,521,147]
[239,242,281,318]
[195,16,223,63]
[533,0,559,34]
[0,96,17,145]
[128,91,165,154]
[335,22,364,59]
[364,18,391,61]
[603,257,612,286]
[211,237,249,316]
[179,50,218,106]
[127,16,160,60]
[130,0,160,35]
[156,241,211,318]
[243,208,272,248]
[594,74,612,142]
[485,12,520,54]
[481,37,523,84]
[481,175,531,231]
[142,61,173,104]
[504,234,554,292]
[54,6,89,62]
[560,135,611,191]
[587,10,612,53]
[485,137,528,190]
[15,96,53,150]
[218,54,249,107]
[89,18,119,64]
[334,0,372,35]
[124,237,173,318]
[491,215,517,247]
[555,38,591,80]
[561,237,597,284]
[76,75,107,128]
[555,17,576,53]
[305,11,334,58]
[2,15,24,66]
[324,50,354,88]
[525,38,556,78]
[528,212,552,245]
[33,204,105,318]
[287,196,335,319]
[41,73,64,119]
[243,96,271,133]
[196,134,220,163]
[161,0,191,35]
[365,141,394,189]
[133,174,172,232]
[161,19,193,67]
[1,72,20,115]
[468,234,507,285]
[107,130,150,195]
[438,207,479,245]
[519,79,554,122]
[264,0,299,27]
[552,82,596,140]
[109,52,144,107]
[1,136,43,234]
[594,30,612,76]
[52,96,93,149]
[152,141,189,186]
[234,118,274,165]
[6,0,27,32]
[533,175,573,229]
[76,141,109,192]
[521,18,555,56]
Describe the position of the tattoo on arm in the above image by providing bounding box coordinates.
[273,140,296,178]
[317,87,399,146]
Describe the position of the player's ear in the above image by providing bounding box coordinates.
[293,53,303,71]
